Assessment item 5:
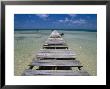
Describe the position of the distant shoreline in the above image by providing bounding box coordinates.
[14,29,97,32]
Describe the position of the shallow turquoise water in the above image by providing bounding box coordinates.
[14,30,97,76]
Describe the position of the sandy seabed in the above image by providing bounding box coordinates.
[14,30,97,76]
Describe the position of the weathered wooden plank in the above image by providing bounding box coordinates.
[36,49,76,58]
[45,36,65,44]
[43,45,68,48]
[23,70,89,76]
[36,58,76,60]
[46,38,65,41]
[48,37,64,40]
[45,40,65,44]
[31,60,82,67]
[33,60,78,62]
[43,43,67,46]
[38,49,76,54]
[31,63,81,67]
[43,44,68,49]
[47,38,64,42]
[43,44,67,46]
[46,39,65,42]
[36,54,76,58]
[43,47,68,49]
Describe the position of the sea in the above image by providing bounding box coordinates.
[14,29,97,76]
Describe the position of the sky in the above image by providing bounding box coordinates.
[14,14,97,30]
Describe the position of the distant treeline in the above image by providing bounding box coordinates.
[14,29,97,32]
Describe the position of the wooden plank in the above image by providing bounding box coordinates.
[48,38,64,40]
[43,45,68,48]
[46,38,65,41]
[47,38,64,42]
[45,40,65,44]
[38,49,76,54]
[31,60,82,67]
[23,70,89,76]
[33,59,78,62]
[43,43,67,46]
[43,47,68,49]
[45,36,65,44]
[43,44,68,47]
[36,49,76,58]
[35,58,76,60]
[36,54,76,58]
[43,44,68,49]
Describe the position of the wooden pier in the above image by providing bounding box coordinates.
[23,30,89,76]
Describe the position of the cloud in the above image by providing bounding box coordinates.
[58,20,64,23]
[36,14,49,19]
[58,18,69,23]
[72,19,87,24]
[65,18,69,22]
[58,17,87,25]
